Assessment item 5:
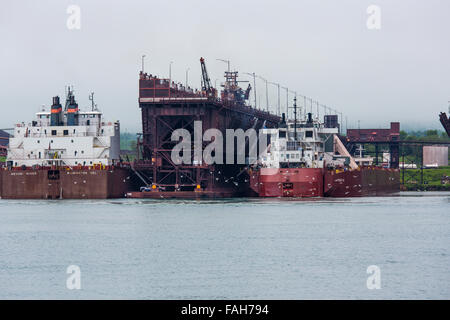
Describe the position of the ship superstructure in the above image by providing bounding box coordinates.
[250,109,399,197]
[259,113,346,170]
[1,89,134,199]
[251,110,353,197]
[7,90,120,168]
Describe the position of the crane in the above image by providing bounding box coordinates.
[200,57,215,97]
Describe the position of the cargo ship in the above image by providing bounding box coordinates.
[0,57,400,200]
[0,89,134,199]
[249,110,400,198]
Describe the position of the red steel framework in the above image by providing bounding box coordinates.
[133,60,280,196]
[345,122,400,168]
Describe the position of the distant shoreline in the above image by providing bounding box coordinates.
[401,185,450,191]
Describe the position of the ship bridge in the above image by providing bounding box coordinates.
[7,92,120,168]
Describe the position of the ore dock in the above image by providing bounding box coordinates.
[128,57,280,198]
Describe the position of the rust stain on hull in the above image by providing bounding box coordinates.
[0,168,135,199]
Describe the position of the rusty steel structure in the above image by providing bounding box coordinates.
[132,57,280,197]
[133,58,280,197]
[440,112,450,137]
[345,122,400,168]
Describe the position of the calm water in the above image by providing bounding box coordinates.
[0,192,449,299]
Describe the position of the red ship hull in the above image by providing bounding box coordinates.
[324,167,400,197]
[0,166,135,199]
[250,166,399,198]
[250,168,324,197]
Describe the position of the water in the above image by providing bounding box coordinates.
[0,192,449,299]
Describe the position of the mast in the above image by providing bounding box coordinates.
[293,96,297,140]
[89,92,96,111]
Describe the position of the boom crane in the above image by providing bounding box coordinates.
[200,57,216,98]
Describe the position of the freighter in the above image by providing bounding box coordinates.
[0,89,134,199]
[249,110,400,198]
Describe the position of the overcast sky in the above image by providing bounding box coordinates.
[1,0,449,132]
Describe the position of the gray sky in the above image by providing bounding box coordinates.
[1,0,449,132]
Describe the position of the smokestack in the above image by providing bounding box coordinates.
[67,94,79,126]
[50,96,63,126]
[278,112,287,128]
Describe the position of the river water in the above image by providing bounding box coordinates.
[0,192,448,299]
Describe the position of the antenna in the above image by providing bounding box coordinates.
[293,96,297,140]
[141,54,146,72]
[316,100,319,118]
[64,85,74,111]
[89,92,96,111]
